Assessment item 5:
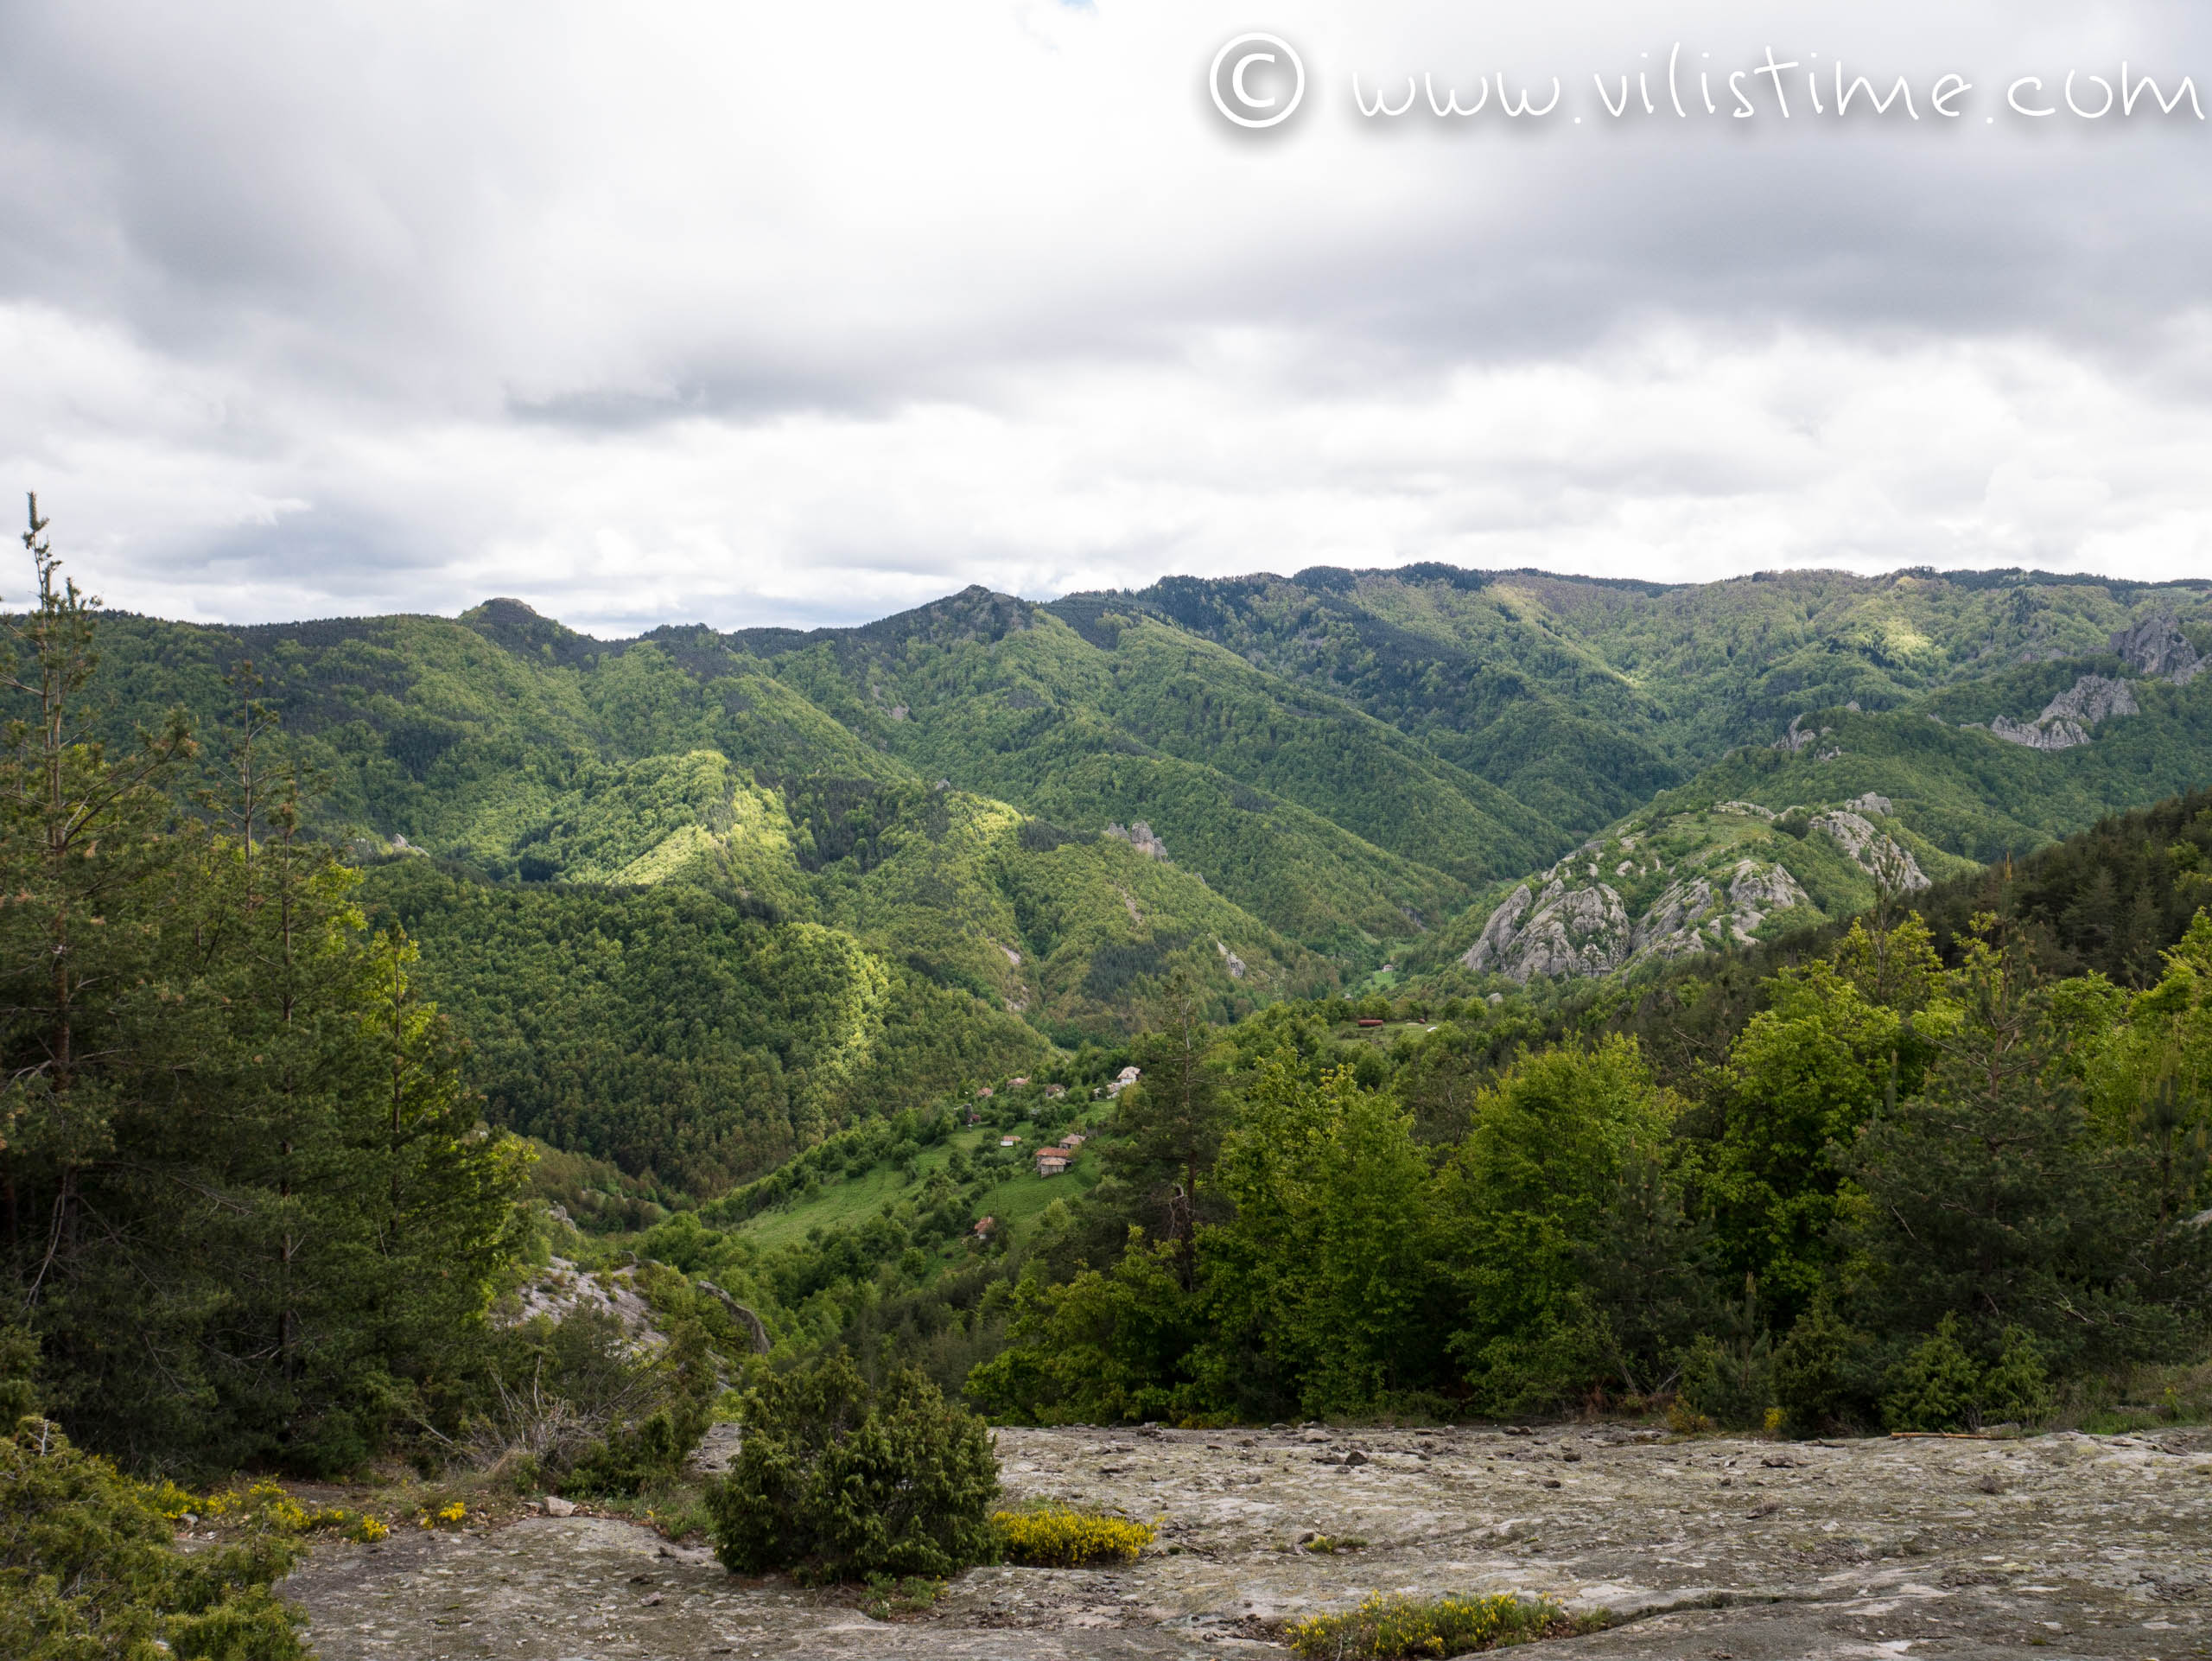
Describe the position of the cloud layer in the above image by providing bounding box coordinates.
[1,1,2206,633]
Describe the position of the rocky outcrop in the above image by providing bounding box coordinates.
[1460,879,1630,982]
[282,1423,2212,1658]
[2111,612,2202,684]
[1467,856,1811,984]
[1990,673,2139,751]
[1725,859,1811,939]
[1628,875,1722,965]
[1104,820,1169,860]
[1813,810,1931,892]
[1215,939,1247,979]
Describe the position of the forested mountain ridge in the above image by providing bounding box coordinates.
[80,566,2212,1030]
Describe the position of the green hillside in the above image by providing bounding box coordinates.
[63,563,2212,1205]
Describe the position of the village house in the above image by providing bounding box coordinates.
[999,1135,1020,1147]
[1105,1065,1142,1098]
[1045,1083,1066,1098]
[1033,1145,1074,1176]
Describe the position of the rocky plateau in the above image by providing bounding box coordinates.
[282,1422,2212,1659]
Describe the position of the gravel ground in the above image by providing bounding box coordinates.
[281,1421,2212,1659]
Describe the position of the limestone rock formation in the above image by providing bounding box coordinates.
[2110,611,2202,684]
[1466,855,1810,984]
[1813,810,1931,892]
[1460,878,1631,982]
[1103,820,1170,860]
[1989,673,2138,751]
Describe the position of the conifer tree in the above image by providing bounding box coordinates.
[0,500,526,1473]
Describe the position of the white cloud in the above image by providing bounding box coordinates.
[0,1,2206,629]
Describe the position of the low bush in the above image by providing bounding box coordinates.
[1283,1591,1599,1659]
[706,1352,999,1581]
[1883,1316,2053,1433]
[994,1508,1154,1567]
[0,1420,310,1661]
[462,1302,715,1499]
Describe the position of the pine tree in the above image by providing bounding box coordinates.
[0,501,527,1473]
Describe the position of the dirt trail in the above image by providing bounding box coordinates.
[282,1422,2212,1658]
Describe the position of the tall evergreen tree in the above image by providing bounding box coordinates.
[0,502,526,1473]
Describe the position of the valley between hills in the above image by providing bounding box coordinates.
[86,563,2212,1197]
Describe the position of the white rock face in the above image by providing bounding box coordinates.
[1630,875,1721,965]
[1814,811,1932,892]
[1990,673,2139,750]
[1460,879,1630,982]
[1215,939,1247,979]
[1465,853,1813,984]
[1726,859,1811,941]
[2111,612,2202,684]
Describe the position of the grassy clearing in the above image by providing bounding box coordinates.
[732,1123,1104,1252]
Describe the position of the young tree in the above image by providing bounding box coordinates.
[1844,926,2156,1369]
[1110,971,1226,1285]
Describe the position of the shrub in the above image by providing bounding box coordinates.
[468,1303,714,1499]
[1283,1591,1595,1659]
[994,1508,1154,1567]
[0,1420,310,1661]
[1771,1295,1866,1436]
[706,1352,999,1581]
[1675,1332,1772,1431]
[1979,1327,2055,1427]
[1883,1314,1983,1431]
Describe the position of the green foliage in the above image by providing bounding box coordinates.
[1882,1315,1988,1433]
[993,1508,1154,1567]
[963,1234,1203,1426]
[0,528,529,1474]
[364,859,1046,1193]
[1770,1295,1870,1436]
[1980,1326,2056,1427]
[1845,931,2209,1369]
[1283,1590,1589,1660]
[1437,1039,1677,1415]
[0,1421,307,1661]
[707,1352,999,1581]
[1676,1324,1773,1433]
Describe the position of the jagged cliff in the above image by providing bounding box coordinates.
[1455,793,1948,986]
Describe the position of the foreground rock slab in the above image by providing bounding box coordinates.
[283,1423,2212,1658]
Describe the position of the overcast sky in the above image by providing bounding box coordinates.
[2,2,2207,634]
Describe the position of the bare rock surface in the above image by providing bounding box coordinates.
[283,1423,2212,1658]
[1990,673,2140,751]
[504,1258,662,1352]
[1812,811,1931,894]
[2111,612,2203,684]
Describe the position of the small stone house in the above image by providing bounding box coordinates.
[1033,1147,1073,1177]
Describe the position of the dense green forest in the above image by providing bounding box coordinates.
[11,519,2212,1500]
[507,789,2212,1445]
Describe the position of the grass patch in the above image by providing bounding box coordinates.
[1284,1592,1603,1659]
[588,1475,715,1543]
[733,1123,1104,1252]
[862,1574,945,1620]
[994,1508,1156,1567]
